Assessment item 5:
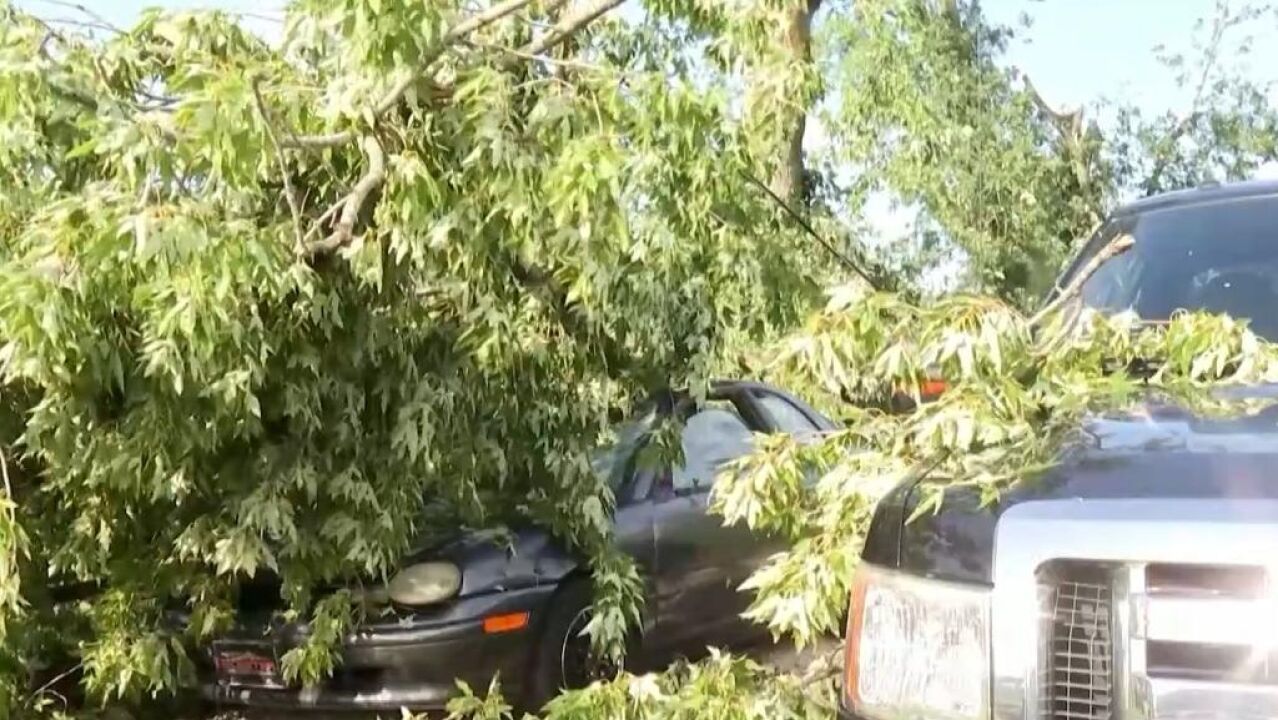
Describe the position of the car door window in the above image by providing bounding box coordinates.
[754,392,819,436]
[671,403,753,493]
[594,409,657,503]
[754,391,825,487]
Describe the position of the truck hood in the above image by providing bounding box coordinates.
[864,385,1278,585]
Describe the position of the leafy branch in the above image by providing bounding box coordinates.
[1143,0,1257,191]
[305,137,387,256]
[280,0,542,150]
[1028,232,1134,327]
[26,0,123,34]
[251,77,307,254]
[259,0,632,258]
[522,0,628,55]
[712,281,1278,648]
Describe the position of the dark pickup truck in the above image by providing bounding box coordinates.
[839,180,1278,720]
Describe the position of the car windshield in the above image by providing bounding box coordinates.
[590,408,656,489]
[1068,194,1278,339]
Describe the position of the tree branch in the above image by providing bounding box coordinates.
[470,41,623,74]
[305,137,386,256]
[36,16,120,35]
[303,196,349,247]
[1146,5,1228,191]
[0,449,13,512]
[25,661,82,707]
[512,0,571,29]
[1028,232,1135,328]
[522,0,627,55]
[740,170,881,290]
[1023,73,1103,223]
[282,0,632,259]
[508,258,631,377]
[1024,74,1081,135]
[281,0,539,150]
[252,78,307,254]
[27,20,101,110]
[29,20,184,144]
[796,645,843,688]
[769,0,820,204]
[27,0,122,33]
[219,9,285,25]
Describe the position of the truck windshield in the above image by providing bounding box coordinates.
[1067,194,1278,339]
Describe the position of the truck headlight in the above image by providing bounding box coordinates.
[844,563,990,720]
[387,562,462,606]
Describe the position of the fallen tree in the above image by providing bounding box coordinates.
[0,0,828,713]
[5,0,1278,717]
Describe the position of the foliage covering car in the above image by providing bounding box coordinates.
[202,380,833,714]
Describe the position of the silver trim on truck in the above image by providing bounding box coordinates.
[992,498,1278,720]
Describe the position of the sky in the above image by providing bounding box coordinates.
[986,0,1278,124]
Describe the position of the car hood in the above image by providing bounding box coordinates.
[412,525,578,597]
[218,524,578,626]
[865,385,1278,585]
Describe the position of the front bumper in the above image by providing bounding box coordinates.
[202,584,556,713]
[993,498,1278,719]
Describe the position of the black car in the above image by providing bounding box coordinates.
[840,181,1278,720]
[203,380,834,715]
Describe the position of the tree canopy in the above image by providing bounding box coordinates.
[2,0,1278,717]
[825,0,1278,302]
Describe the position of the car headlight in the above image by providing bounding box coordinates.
[386,562,462,606]
[843,563,990,720]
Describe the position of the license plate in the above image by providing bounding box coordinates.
[212,645,282,686]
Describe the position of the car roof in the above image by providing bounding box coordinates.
[637,379,836,430]
[647,379,792,407]
[1114,179,1278,219]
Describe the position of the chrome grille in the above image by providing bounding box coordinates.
[1044,573,1114,720]
[992,499,1278,720]
[1144,562,1275,685]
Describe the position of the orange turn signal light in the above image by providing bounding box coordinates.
[483,611,530,634]
[889,379,949,407]
[919,379,948,398]
[843,569,871,706]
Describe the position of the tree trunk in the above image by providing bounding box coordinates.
[769,0,823,206]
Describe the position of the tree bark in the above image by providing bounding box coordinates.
[769,0,823,206]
